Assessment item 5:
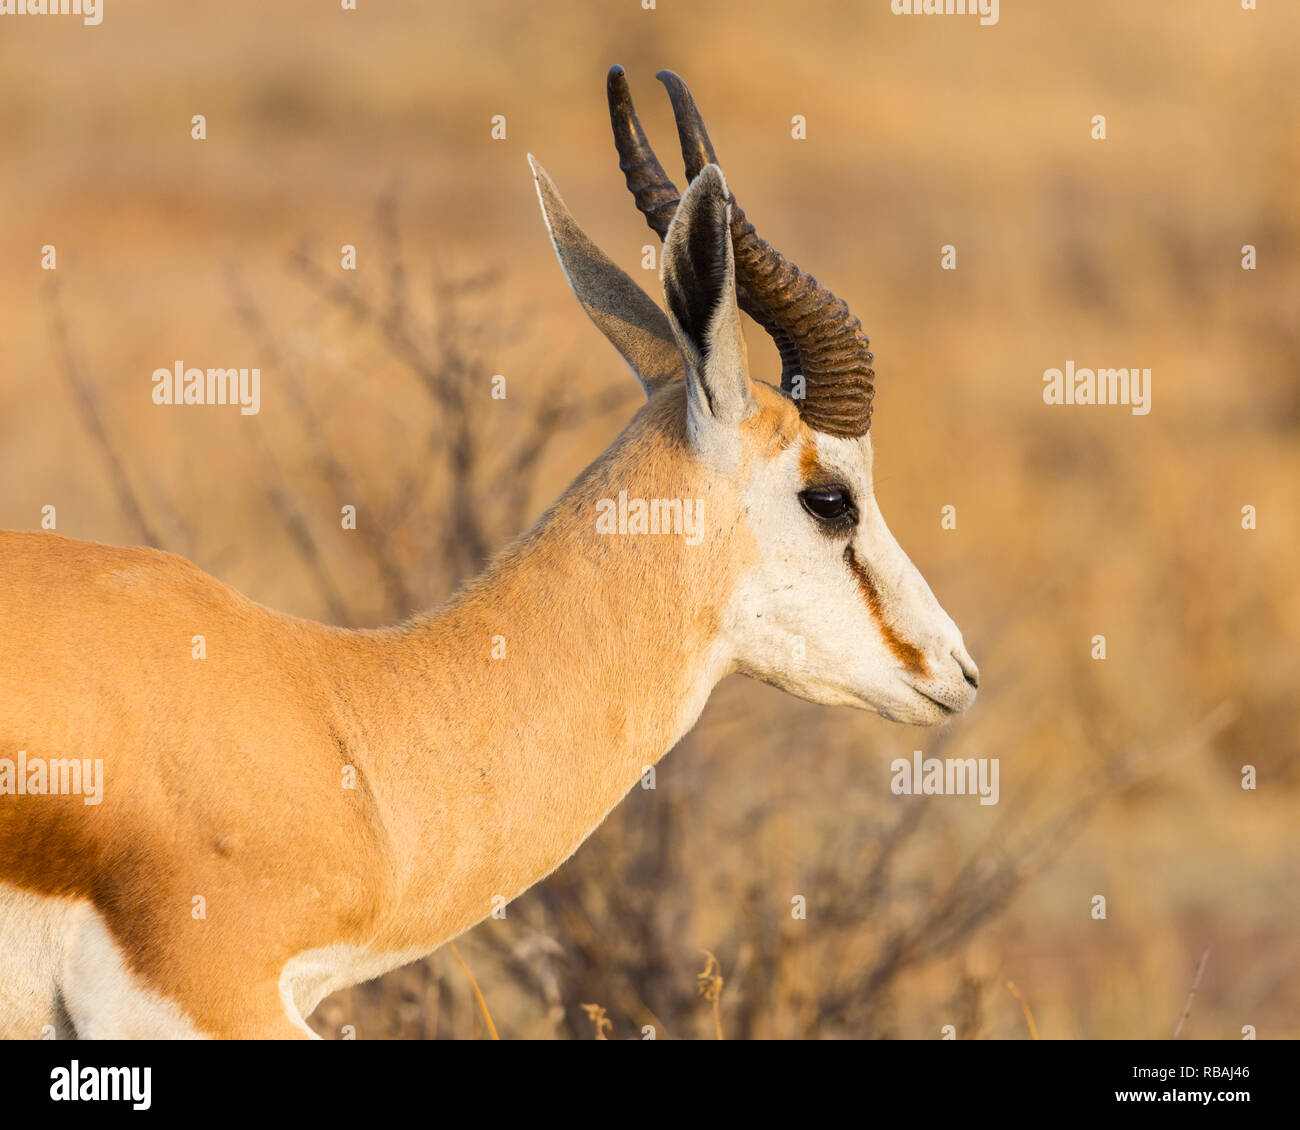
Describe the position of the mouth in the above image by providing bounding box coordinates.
[909,685,958,716]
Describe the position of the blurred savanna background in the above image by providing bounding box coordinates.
[1,0,1296,1038]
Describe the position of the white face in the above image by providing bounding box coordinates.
[722,429,978,726]
[624,159,976,725]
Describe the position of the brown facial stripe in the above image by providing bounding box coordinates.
[798,439,824,484]
[843,546,929,677]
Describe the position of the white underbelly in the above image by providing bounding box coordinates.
[0,882,205,1039]
[0,882,69,1038]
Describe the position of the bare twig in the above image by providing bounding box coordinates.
[225,266,420,614]
[44,280,163,547]
[815,702,1237,1034]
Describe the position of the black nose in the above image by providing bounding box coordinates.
[952,649,980,689]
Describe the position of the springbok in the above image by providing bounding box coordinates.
[0,67,977,1039]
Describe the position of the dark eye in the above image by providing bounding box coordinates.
[799,485,857,525]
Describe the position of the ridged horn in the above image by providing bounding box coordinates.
[606,64,678,241]
[607,65,804,401]
[655,69,875,439]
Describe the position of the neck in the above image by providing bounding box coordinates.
[342,395,739,954]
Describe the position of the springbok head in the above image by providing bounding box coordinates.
[530,66,977,725]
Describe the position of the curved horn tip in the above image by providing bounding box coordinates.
[607,65,640,118]
[655,70,698,107]
[655,70,719,176]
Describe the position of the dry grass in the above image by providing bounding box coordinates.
[1006,982,1040,1041]
[1172,944,1212,1041]
[697,952,725,1041]
[448,944,500,1042]
[579,1004,612,1041]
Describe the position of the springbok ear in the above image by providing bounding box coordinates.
[529,155,684,396]
[661,164,755,429]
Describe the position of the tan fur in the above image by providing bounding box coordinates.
[2,136,978,1036]
[0,387,782,1037]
